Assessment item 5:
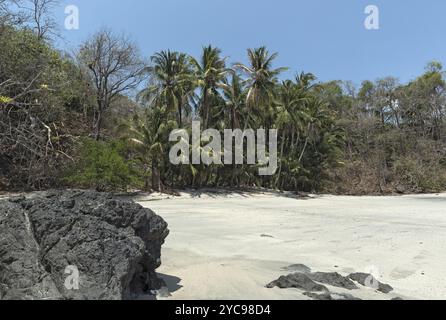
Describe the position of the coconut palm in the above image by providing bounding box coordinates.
[219,72,246,130]
[234,47,287,127]
[190,45,229,128]
[125,106,177,191]
[139,50,194,127]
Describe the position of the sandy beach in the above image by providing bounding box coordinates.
[135,191,446,300]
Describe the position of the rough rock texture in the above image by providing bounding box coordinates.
[304,292,362,301]
[268,268,395,300]
[266,273,328,293]
[348,273,393,294]
[0,190,169,300]
[307,272,359,290]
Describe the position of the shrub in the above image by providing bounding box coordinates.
[394,157,446,193]
[64,138,143,191]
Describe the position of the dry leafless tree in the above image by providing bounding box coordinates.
[78,29,147,140]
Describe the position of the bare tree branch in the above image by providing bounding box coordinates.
[78,29,147,140]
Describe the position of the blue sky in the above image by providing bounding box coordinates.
[55,0,446,85]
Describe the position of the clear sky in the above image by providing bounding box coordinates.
[55,0,446,85]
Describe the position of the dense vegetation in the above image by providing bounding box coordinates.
[1,1,446,194]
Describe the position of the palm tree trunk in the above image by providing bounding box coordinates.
[203,88,210,129]
[275,134,285,189]
[152,159,161,192]
[231,107,235,130]
[298,124,311,163]
[178,104,183,128]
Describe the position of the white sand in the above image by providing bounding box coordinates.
[136,191,446,300]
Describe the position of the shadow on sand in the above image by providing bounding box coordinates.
[139,273,182,300]
[158,273,183,293]
[184,187,316,200]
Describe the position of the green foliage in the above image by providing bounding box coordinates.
[2,10,446,194]
[64,139,143,191]
[129,48,345,192]
[0,24,98,189]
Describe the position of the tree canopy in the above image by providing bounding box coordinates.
[1,4,445,194]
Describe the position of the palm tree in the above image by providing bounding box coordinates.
[139,50,194,127]
[274,80,310,188]
[124,46,344,192]
[220,72,246,130]
[190,45,229,129]
[125,106,177,191]
[297,96,337,166]
[295,72,317,91]
[234,47,287,127]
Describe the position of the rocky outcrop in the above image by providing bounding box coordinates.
[267,266,394,300]
[348,273,393,294]
[303,292,362,301]
[0,190,169,300]
[266,273,329,293]
[308,272,359,290]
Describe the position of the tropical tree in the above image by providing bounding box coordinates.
[234,46,287,128]
[274,79,309,188]
[220,72,246,130]
[125,105,176,191]
[140,50,194,127]
[190,45,229,129]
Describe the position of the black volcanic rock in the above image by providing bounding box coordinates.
[307,272,359,290]
[0,190,169,300]
[266,273,328,293]
[348,273,393,294]
[303,292,362,300]
[267,268,396,300]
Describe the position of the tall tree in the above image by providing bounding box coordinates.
[125,106,176,191]
[140,50,194,127]
[190,45,228,128]
[234,47,287,127]
[220,72,245,130]
[24,0,59,40]
[78,29,146,140]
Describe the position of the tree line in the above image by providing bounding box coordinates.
[1,0,445,194]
